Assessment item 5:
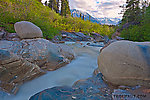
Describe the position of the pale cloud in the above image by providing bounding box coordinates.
[42,0,127,18]
[69,0,126,18]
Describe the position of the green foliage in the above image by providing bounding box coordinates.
[121,0,141,24]
[56,0,60,13]
[48,0,53,9]
[61,0,71,16]
[48,0,57,13]
[0,0,114,39]
[119,0,150,41]
[120,5,150,41]
[53,0,57,12]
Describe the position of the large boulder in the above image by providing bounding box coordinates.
[14,21,43,39]
[0,49,45,94]
[98,41,150,87]
[0,39,74,71]
[0,39,74,94]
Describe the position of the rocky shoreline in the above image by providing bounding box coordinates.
[29,69,150,100]
[0,21,150,100]
[0,21,75,94]
[30,67,150,100]
[29,40,150,100]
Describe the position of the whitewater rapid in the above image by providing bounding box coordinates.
[0,42,102,100]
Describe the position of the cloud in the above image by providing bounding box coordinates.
[42,0,127,18]
[69,0,126,18]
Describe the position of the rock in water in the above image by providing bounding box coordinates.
[0,21,75,94]
[0,39,74,94]
[0,39,74,71]
[14,21,43,39]
[5,33,20,41]
[98,40,150,87]
[0,49,45,94]
[29,73,112,100]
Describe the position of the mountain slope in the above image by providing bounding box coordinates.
[98,17,121,25]
[71,9,121,25]
[71,9,101,24]
[0,0,114,38]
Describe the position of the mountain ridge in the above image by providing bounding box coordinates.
[71,9,121,25]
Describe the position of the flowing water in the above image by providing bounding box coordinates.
[0,42,102,100]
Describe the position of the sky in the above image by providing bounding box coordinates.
[42,0,149,19]
[69,0,126,19]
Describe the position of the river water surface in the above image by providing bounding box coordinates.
[0,42,102,100]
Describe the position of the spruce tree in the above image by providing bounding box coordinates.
[61,0,71,16]
[89,15,91,21]
[83,14,84,20]
[61,0,65,16]
[65,0,71,16]
[45,1,48,6]
[48,0,58,13]
[141,0,149,15]
[48,0,53,9]
[80,13,82,18]
[56,0,60,13]
[53,0,57,12]
[122,0,141,23]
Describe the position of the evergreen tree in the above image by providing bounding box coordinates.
[65,0,71,16]
[61,0,71,16]
[141,0,149,15]
[80,13,82,18]
[53,0,57,12]
[83,14,84,20]
[71,13,73,17]
[48,0,57,13]
[89,15,91,21]
[48,0,53,9]
[45,1,48,6]
[143,4,150,23]
[122,0,141,23]
[56,0,60,13]
[61,0,65,16]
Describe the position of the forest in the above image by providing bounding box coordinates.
[119,0,150,41]
[0,0,150,41]
[0,0,114,39]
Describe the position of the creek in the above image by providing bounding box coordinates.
[0,42,102,100]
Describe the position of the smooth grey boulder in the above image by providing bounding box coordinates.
[98,40,150,87]
[14,21,43,39]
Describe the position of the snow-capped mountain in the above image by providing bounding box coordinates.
[71,9,101,24]
[71,9,121,25]
[97,17,121,25]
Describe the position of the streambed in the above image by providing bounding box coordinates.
[0,42,102,100]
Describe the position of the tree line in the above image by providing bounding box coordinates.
[119,0,150,41]
[120,0,149,24]
[44,0,91,21]
[44,0,71,16]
